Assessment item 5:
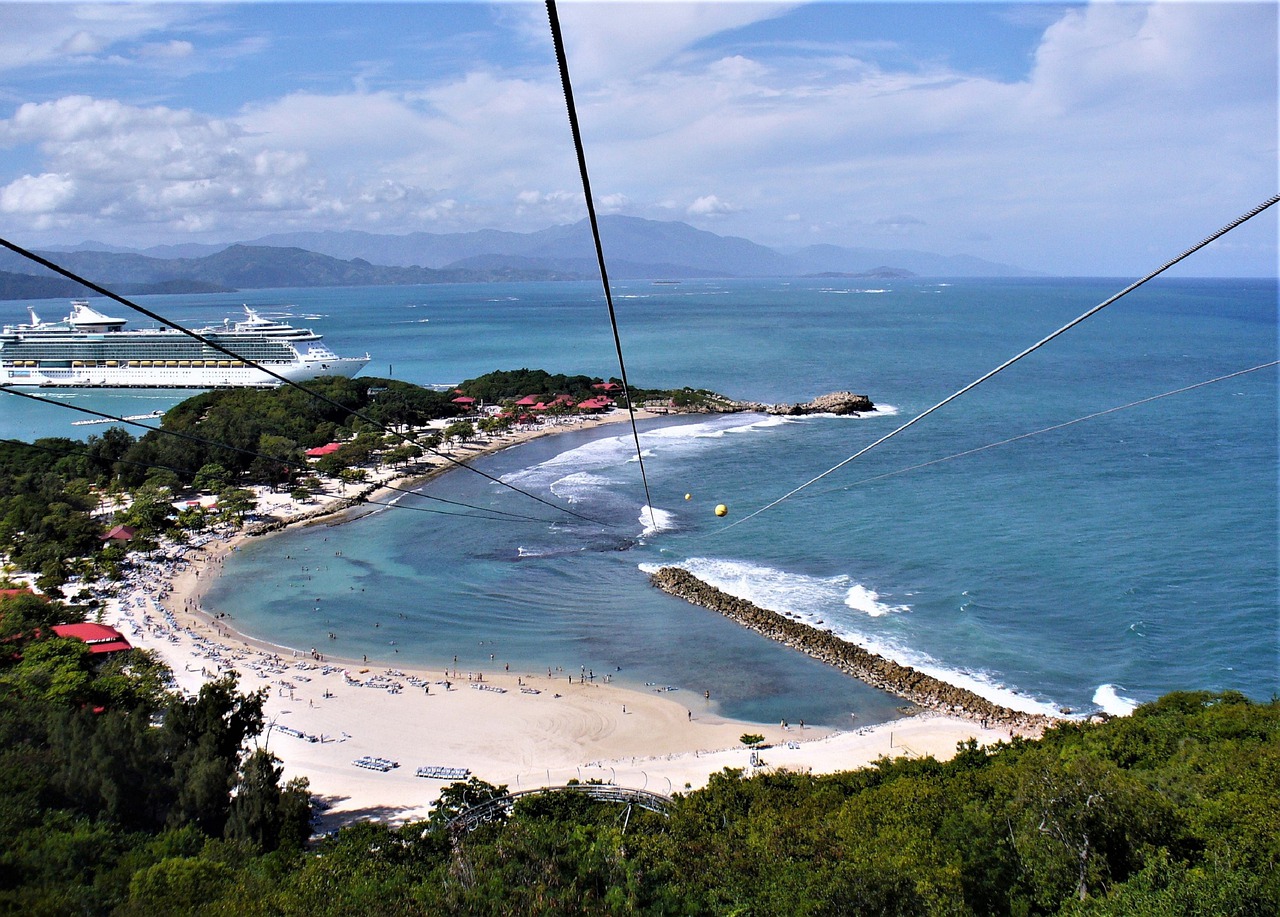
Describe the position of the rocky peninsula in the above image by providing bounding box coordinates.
[767,391,875,416]
[657,390,875,416]
[649,566,1052,732]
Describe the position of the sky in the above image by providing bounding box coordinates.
[0,1,1274,277]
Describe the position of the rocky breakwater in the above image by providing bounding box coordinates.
[649,566,1052,732]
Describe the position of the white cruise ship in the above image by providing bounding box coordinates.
[1,301,370,389]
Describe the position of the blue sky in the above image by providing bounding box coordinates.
[0,1,1274,276]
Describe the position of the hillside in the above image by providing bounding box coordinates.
[1,216,1039,299]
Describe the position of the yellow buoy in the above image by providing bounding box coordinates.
[714,504,728,517]
[684,493,692,501]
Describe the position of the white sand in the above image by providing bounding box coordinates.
[94,410,1029,830]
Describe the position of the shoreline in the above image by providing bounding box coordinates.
[95,408,1033,830]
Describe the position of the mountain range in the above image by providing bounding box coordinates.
[0,216,1036,299]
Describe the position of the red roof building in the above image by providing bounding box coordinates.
[51,622,133,656]
[101,524,137,542]
[305,442,343,458]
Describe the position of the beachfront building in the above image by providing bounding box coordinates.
[50,622,133,657]
[305,443,342,459]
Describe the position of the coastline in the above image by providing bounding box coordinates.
[96,408,1033,830]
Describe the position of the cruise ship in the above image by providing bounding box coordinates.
[1,301,370,389]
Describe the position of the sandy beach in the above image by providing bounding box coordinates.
[93,410,1032,830]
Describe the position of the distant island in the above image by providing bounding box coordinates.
[0,215,1038,299]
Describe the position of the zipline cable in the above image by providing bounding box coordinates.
[716,194,1280,533]
[812,361,1279,495]
[0,387,561,525]
[546,0,658,528]
[0,234,610,526]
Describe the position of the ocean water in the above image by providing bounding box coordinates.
[4,277,1276,725]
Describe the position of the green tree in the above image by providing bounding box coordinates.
[125,855,234,916]
[192,463,231,494]
[216,487,257,525]
[223,747,312,853]
[163,676,266,836]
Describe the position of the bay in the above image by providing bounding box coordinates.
[3,276,1275,724]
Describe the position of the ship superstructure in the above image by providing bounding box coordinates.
[1,301,369,388]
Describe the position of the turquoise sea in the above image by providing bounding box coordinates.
[3,277,1276,726]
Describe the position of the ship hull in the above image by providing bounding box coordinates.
[2,355,370,388]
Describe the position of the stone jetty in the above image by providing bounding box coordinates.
[649,566,1052,731]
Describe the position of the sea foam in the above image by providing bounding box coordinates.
[844,584,909,617]
[639,506,677,537]
[1092,684,1140,716]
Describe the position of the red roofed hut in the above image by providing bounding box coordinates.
[101,524,136,543]
[577,397,611,413]
[305,442,342,458]
[51,622,132,656]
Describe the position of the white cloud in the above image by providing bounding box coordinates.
[59,30,107,56]
[545,1,1274,272]
[137,39,195,61]
[0,2,1270,273]
[687,194,737,217]
[532,1,797,84]
[0,4,205,72]
[0,172,76,213]
[596,193,629,212]
[0,95,334,235]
